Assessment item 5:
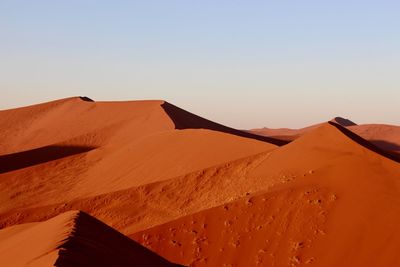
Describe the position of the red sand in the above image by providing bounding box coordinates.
[0,97,277,212]
[129,122,400,266]
[0,210,182,266]
[250,118,400,155]
[1,97,400,266]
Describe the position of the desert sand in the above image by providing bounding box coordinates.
[0,210,182,267]
[1,97,400,266]
[250,117,400,155]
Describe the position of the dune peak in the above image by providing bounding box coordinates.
[161,101,288,146]
[78,96,94,102]
[330,116,357,126]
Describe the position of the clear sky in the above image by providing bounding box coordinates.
[0,0,399,129]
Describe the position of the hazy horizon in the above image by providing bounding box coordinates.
[1,1,399,129]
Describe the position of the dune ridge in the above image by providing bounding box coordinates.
[161,102,287,146]
[0,210,183,267]
[250,117,400,155]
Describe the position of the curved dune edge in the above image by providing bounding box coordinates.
[0,210,184,267]
[250,117,400,155]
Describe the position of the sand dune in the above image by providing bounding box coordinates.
[130,122,400,266]
[0,131,276,212]
[247,116,354,139]
[0,210,183,267]
[1,97,400,267]
[132,185,336,266]
[0,97,277,213]
[0,97,172,155]
[0,97,284,156]
[349,124,400,154]
[250,117,400,155]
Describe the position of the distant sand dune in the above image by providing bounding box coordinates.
[250,117,400,155]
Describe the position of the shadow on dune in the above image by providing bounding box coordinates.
[329,121,400,163]
[269,134,300,142]
[370,140,400,153]
[333,117,357,126]
[161,102,288,146]
[79,96,94,102]
[0,145,96,174]
[56,211,185,267]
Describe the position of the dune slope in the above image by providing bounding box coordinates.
[250,118,400,155]
[131,123,400,266]
[0,210,183,267]
[0,97,278,212]
[2,98,400,267]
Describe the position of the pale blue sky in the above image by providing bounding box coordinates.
[0,1,399,128]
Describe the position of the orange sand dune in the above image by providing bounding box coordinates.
[248,117,355,141]
[131,123,400,266]
[0,97,284,156]
[79,128,277,195]
[0,98,278,212]
[0,129,277,211]
[0,97,172,155]
[2,98,400,267]
[248,117,353,137]
[0,210,183,267]
[250,117,400,155]
[348,124,400,154]
[132,185,336,266]
[0,151,278,233]
[2,123,400,266]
